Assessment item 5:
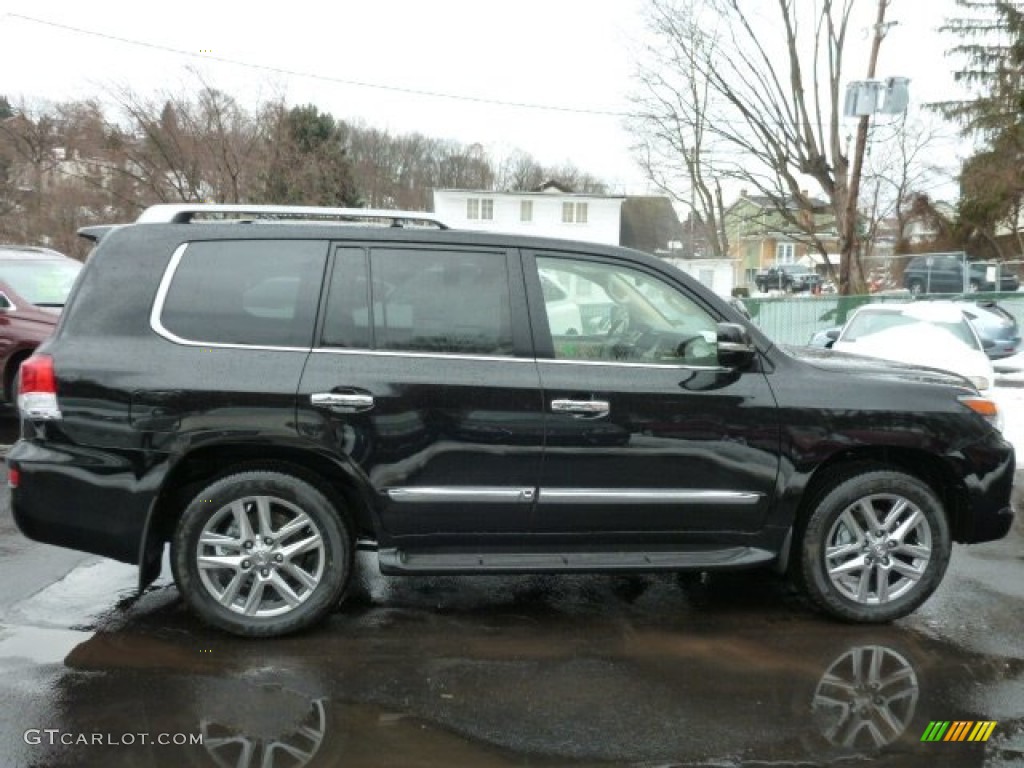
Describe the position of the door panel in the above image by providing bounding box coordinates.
[526,252,781,540]
[297,244,543,543]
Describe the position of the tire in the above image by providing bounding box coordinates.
[784,282,795,294]
[799,468,950,623]
[907,279,924,296]
[171,470,352,637]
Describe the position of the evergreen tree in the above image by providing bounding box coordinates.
[933,1,1024,256]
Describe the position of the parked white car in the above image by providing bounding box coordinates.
[831,302,995,391]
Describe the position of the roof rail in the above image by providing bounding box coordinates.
[136,204,449,229]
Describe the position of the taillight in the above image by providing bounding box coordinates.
[18,355,62,420]
[8,466,19,488]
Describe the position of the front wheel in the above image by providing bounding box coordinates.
[171,470,352,637]
[799,468,950,623]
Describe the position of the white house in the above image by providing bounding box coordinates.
[665,257,736,296]
[432,182,625,246]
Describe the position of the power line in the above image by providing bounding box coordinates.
[7,12,630,117]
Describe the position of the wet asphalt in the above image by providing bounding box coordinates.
[0,407,1021,767]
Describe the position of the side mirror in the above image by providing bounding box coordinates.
[0,293,13,311]
[717,322,757,369]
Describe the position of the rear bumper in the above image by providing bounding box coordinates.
[7,439,159,564]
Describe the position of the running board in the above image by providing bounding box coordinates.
[377,547,774,575]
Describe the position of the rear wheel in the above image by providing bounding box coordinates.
[907,279,924,296]
[799,468,950,623]
[171,470,352,637]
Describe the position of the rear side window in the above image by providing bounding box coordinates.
[321,247,514,356]
[159,240,327,347]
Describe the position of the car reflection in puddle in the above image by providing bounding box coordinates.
[21,607,1018,768]
[201,698,328,768]
[811,644,919,750]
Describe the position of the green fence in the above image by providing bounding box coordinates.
[743,292,1024,346]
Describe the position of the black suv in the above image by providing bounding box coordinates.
[753,264,822,293]
[9,205,1015,637]
[903,254,1020,294]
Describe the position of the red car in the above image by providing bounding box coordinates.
[0,245,82,402]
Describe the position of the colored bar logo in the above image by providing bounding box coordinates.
[921,721,997,742]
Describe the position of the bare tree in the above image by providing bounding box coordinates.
[859,116,954,261]
[633,0,885,292]
[632,3,729,258]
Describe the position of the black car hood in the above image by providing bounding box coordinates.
[782,344,974,389]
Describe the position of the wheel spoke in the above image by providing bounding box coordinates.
[275,513,313,542]
[270,572,302,607]
[838,509,867,542]
[284,562,320,592]
[217,572,246,607]
[198,553,245,571]
[856,500,882,534]
[856,566,873,602]
[255,497,275,539]
[880,499,908,532]
[894,542,930,560]
[826,541,861,560]
[200,532,241,549]
[876,571,891,603]
[829,554,868,577]
[868,647,884,684]
[280,532,323,560]
[242,581,267,615]
[890,559,925,581]
[889,508,923,544]
[232,500,255,542]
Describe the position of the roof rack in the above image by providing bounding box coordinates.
[136,204,449,229]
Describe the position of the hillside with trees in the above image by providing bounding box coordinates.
[0,86,606,258]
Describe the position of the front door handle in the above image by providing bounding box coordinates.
[551,399,610,418]
[311,392,375,412]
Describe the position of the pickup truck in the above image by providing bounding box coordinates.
[753,264,822,293]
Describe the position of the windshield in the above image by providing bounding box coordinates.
[0,259,82,306]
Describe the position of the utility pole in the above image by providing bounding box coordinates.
[839,0,892,295]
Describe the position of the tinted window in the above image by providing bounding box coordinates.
[535,256,718,365]
[161,240,327,347]
[368,248,513,356]
[0,259,81,305]
[321,248,372,349]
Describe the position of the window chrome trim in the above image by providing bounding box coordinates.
[539,358,731,372]
[538,489,761,505]
[312,347,535,364]
[150,243,312,352]
[388,487,536,503]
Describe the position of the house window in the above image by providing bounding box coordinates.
[776,242,795,264]
[561,201,589,224]
[520,200,533,222]
[466,198,493,220]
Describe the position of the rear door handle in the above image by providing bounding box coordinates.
[311,392,375,412]
[551,399,610,418]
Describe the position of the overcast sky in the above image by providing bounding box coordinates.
[2,0,966,198]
